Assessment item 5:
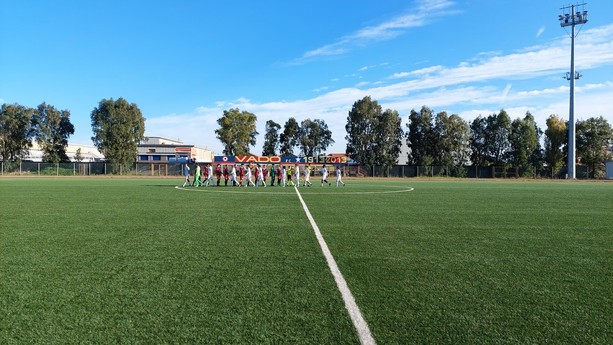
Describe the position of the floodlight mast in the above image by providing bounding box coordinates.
[559,3,588,179]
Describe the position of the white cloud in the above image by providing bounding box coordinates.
[149,24,613,155]
[145,107,221,152]
[390,65,444,79]
[381,24,613,96]
[301,43,349,60]
[359,62,391,72]
[291,0,458,64]
[149,79,613,155]
[536,26,545,38]
[515,86,568,97]
[390,72,412,79]
[501,83,512,103]
[384,86,495,111]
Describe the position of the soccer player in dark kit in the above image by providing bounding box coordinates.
[215,164,222,186]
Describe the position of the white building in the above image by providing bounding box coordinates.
[137,136,213,163]
[21,137,213,164]
[24,142,104,162]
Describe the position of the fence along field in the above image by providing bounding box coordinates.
[0,178,611,343]
[1,161,605,178]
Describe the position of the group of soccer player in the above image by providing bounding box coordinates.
[182,163,346,188]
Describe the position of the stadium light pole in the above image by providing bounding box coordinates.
[559,3,588,179]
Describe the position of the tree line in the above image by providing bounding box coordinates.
[1,98,145,167]
[2,95,612,177]
[345,96,612,177]
[0,103,75,163]
[215,96,612,178]
[214,108,335,157]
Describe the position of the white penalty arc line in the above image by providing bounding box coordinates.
[174,186,297,195]
[175,185,413,195]
[299,187,414,195]
[293,186,376,345]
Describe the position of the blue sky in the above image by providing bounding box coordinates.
[2,0,612,155]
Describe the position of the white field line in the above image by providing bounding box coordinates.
[175,185,414,195]
[174,186,293,195]
[293,186,376,345]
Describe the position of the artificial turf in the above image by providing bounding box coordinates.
[1,178,611,344]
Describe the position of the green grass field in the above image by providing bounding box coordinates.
[1,177,612,344]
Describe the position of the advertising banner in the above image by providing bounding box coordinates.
[213,155,347,164]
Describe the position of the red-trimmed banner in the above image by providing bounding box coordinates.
[213,155,347,164]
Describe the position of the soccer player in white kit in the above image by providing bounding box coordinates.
[244,165,255,187]
[230,164,239,186]
[320,164,331,186]
[182,163,191,187]
[294,164,301,187]
[256,164,266,187]
[335,166,346,187]
[281,166,287,187]
[204,164,214,187]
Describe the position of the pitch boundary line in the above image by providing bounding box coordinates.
[293,185,376,345]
